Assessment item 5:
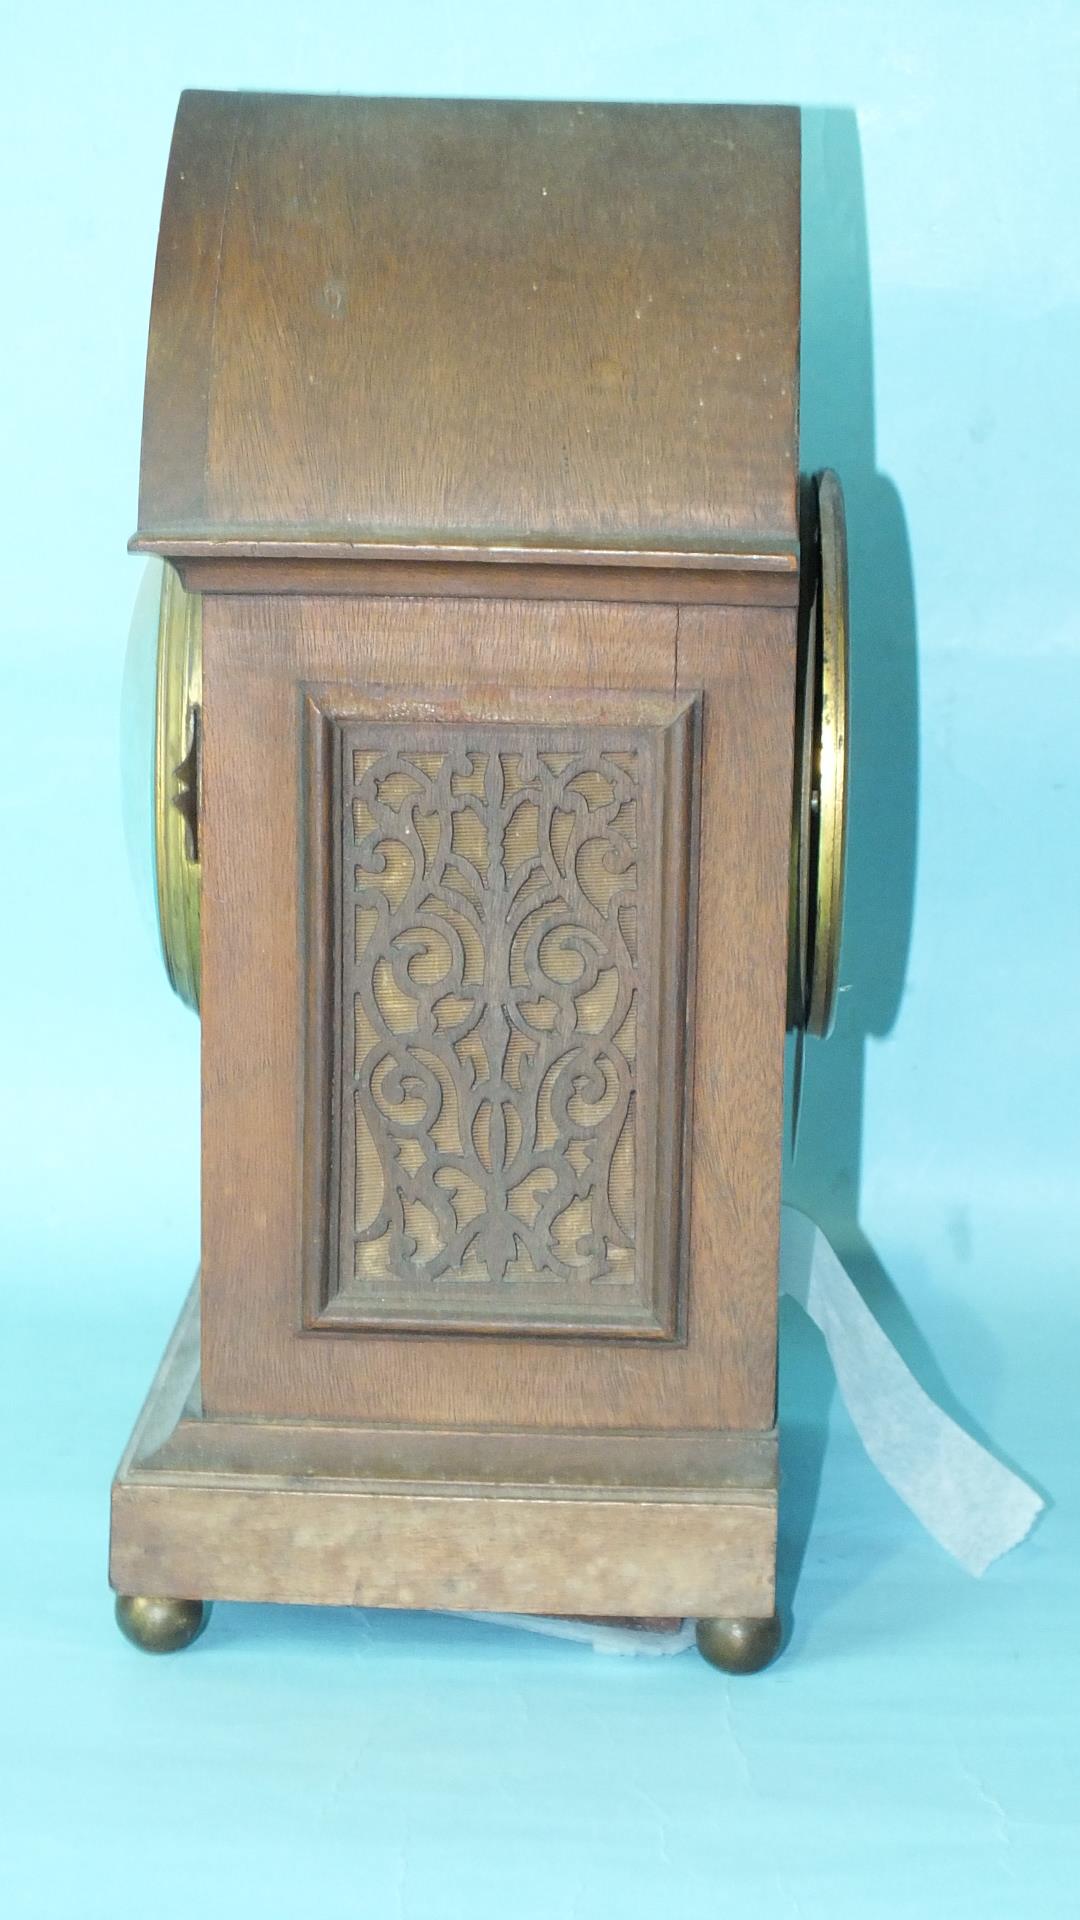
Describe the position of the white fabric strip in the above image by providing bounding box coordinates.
[453,1211,1043,1652]
[780,1206,1044,1576]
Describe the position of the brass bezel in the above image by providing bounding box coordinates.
[154,562,202,1010]
[806,470,849,1038]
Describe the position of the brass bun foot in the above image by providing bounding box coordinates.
[696,1612,782,1675]
[115,1594,210,1654]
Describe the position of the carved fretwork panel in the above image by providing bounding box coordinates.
[304,688,700,1339]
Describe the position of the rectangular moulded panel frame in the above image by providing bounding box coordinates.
[301,684,700,1342]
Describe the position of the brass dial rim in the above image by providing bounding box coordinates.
[154,562,202,1010]
[805,469,849,1038]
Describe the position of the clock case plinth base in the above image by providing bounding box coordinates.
[109,1284,778,1629]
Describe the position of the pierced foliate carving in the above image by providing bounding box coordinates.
[349,740,639,1289]
[306,691,699,1339]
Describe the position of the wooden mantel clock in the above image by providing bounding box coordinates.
[111,91,848,1674]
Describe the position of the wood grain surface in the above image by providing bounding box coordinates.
[135,92,800,569]
[119,90,806,1626]
[199,592,794,1431]
[110,1288,777,1619]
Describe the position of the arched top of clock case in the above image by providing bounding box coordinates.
[132,91,801,581]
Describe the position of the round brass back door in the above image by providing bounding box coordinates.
[788,469,849,1039]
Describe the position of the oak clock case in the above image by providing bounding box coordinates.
[110,92,848,1674]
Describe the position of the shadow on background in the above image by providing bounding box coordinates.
[777,107,920,1627]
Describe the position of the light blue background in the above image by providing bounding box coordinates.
[2,3,1078,1915]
